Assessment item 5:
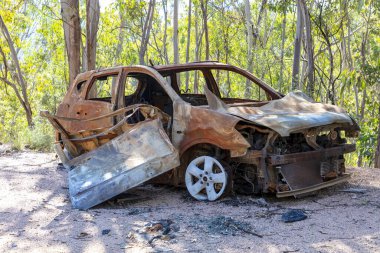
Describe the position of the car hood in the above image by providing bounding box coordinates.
[205,88,354,136]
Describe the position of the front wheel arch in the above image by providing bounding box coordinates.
[173,143,232,187]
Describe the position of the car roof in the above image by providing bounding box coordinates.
[152,61,230,71]
[74,61,235,80]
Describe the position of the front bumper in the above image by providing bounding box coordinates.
[234,144,355,197]
[267,144,356,166]
[276,173,351,197]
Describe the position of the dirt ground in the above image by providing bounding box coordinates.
[0,150,379,253]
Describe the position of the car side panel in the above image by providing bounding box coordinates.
[172,103,250,157]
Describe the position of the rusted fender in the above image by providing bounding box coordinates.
[67,119,179,209]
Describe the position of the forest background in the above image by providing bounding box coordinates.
[0,0,379,167]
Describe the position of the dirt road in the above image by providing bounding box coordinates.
[0,151,379,253]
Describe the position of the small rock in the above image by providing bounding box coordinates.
[75,232,91,239]
[281,209,307,223]
[255,198,269,207]
[9,242,17,248]
[102,229,111,235]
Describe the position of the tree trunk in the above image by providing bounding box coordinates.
[86,0,100,71]
[162,0,169,64]
[327,40,335,104]
[359,87,366,121]
[279,7,286,93]
[253,0,267,49]
[299,0,314,98]
[223,24,230,96]
[345,1,353,70]
[0,15,33,127]
[194,10,200,93]
[244,0,253,98]
[185,0,192,91]
[139,0,155,65]
[115,14,126,65]
[200,0,209,60]
[244,0,266,97]
[253,0,267,58]
[357,3,372,165]
[173,0,179,64]
[60,0,81,85]
[375,105,380,168]
[81,37,87,72]
[292,0,304,91]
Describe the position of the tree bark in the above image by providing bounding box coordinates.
[244,0,253,98]
[173,0,179,64]
[162,0,169,64]
[185,0,192,91]
[299,0,314,98]
[279,7,286,93]
[60,0,81,85]
[86,0,100,71]
[253,0,267,55]
[345,1,353,70]
[223,24,230,96]
[139,0,155,65]
[194,9,200,93]
[0,15,33,127]
[200,0,209,60]
[114,13,126,65]
[292,0,304,91]
[244,0,266,97]
[253,0,267,49]
[375,105,380,168]
[327,39,335,104]
[357,19,370,166]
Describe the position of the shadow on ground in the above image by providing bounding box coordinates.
[0,151,379,252]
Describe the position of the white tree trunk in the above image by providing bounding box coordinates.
[185,0,192,90]
[279,7,286,93]
[292,0,304,91]
[300,0,314,97]
[244,0,254,98]
[162,0,169,64]
[173,0,179,64]
[139,0,155,65]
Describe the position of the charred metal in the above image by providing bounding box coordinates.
[41,62,360,209]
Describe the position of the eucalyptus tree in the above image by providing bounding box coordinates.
[60,0,81,85]
[0,15,33,127]
[173,0,179,64]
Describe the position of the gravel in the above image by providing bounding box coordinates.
[0,150,379,253]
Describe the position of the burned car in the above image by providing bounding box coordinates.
[42,62,359,209]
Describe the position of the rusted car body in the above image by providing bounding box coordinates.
[42,62,359,208]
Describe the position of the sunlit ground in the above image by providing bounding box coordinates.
[0,151,379,252]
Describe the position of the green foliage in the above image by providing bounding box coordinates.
[357,120,378,167]
[12,118,55,151]
[0,0,379,166]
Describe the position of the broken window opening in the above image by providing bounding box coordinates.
[122,73,174,119]
[87,74,118,102]
[211,70,267,101]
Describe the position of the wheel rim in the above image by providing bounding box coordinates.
[185,156,228,201]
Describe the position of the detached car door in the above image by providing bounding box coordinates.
[67,67,180,210]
